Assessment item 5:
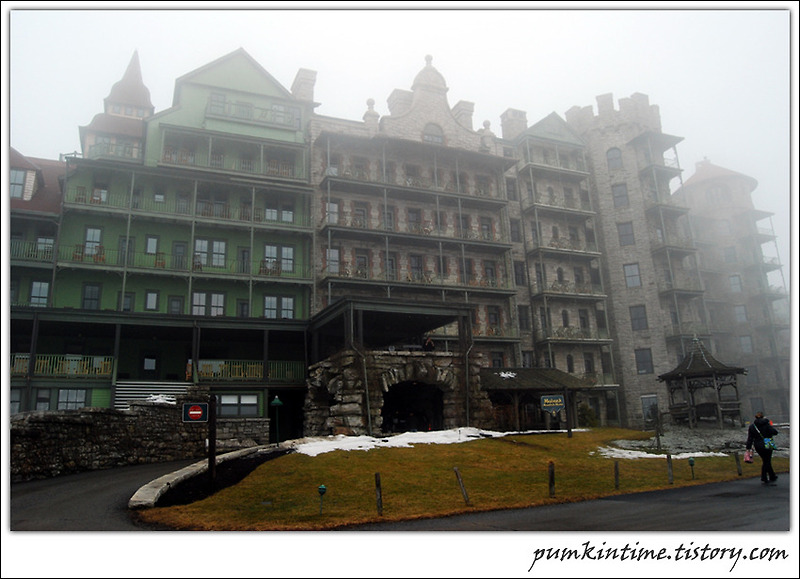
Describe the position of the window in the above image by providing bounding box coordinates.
[11,169,26,198]
[168,296,184,315]
[146,236,158,255]
[487,306,501,331]
[578,309,589,330]
[617,222,635,246]
[733,305,748,323]
[723,246,737,263]
[635,349,654,374]
[352,203,368,227]
[483,261,497,285]
[10,389,21,414]
[326,200,340,224]
[739,335,753,354]
[85,227,102,257]
[409,254,424,281]
[120,292,134,312]
[518,305,531,331]
[195,239,226,268]
[83,283,101,310]
[510,219,521,242]
[612,184,629,208]
[630,305,648,330]
[35,389,51,411]
[326,248,340,274]
[408,208,422,233]
[506,178,518,201]
[30,281,49,307]
[422,123,444,144]
[218,394,259,417]
[385,252,398,280]
[458,258,474,284]
[583,352,595,374]
[264,296,295,319]
[514,261,526,286]
[383,206,396,231]
[192,292,224,316]
[57,389,87,410]
[567,355,575,373]
[480,217,493,240]
[209,92,226,115]
[145,291,159,310]
[729,275,743,293]
[745,366,760,387]
[491,352,505,368]
[624,263,641,288]
[606,148,623,170]
[521,351,533,368]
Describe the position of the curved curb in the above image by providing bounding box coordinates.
[128,445,285,509]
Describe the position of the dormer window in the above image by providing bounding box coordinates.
[422,123,444,144]
[10,169,26,199]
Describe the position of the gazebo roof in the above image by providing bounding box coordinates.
[658,338,746,381]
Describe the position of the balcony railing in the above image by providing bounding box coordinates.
[10,240,54,262]
[10,354,114,378]
[320,266,513,290]
[58,244,312,280]
[64,186,311,227]
[86,141,142,161]
[161,148,300,179]
[192,359,305,383]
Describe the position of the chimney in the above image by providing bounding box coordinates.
[500,108,527,140]
[452,100,474,130]
[291,69,317,102]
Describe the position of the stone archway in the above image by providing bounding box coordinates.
[381,381,444,433]
[304,349,494,437]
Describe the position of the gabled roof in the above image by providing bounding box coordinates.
[521,111,584,146]
[657,338,746,381]
[679,158,758,192]
[9,148,64,214]
[480,367,592,391]
[171,47,293,106]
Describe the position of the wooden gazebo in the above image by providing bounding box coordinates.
[657,338,745,428]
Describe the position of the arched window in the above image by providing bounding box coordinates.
[607,148,622,170]
[422,123,444,144]
[561,310,569,327]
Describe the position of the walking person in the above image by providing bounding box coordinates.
[746,412,779,485]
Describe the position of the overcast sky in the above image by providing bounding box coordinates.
[4,3,796,281]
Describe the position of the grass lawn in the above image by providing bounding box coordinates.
[134,427,789,531]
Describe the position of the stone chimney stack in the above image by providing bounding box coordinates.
[500,108,527,140]
[291,68,317,102]
[452,100,474,130]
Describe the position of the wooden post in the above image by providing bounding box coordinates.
[666,454,673,484]
[614,460,620,490]
[375,472,383,516]
[454,467,470,505]
[208,393,217,491]
[548,461,555,497]
[734,453,742,476]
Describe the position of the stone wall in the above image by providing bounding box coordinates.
[304,349,494,436]
[10,398,269,482]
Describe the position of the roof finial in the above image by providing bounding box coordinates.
[425,54,433,66]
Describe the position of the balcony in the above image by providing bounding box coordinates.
[161,147,302,180]
[64,186,311,228]
[191,359,305,383]
[10,354,114,379]
[58,244,313,281]
[10,240,54,263]
[86,141,143,162]
[320,266,514,293]
[205,98,301,130]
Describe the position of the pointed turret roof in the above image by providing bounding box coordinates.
[658,338,746,381]
[105,50,153,112]
[680,158,758,191]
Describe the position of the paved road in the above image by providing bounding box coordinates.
[10,459,197,531]
[9,462,790,532]
[345,475,791,531]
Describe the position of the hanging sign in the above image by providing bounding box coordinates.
[541,394,565,414]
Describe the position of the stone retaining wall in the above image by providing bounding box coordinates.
[10,399,269,482]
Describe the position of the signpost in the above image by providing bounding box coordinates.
[182,398,216,488]
[541,393,572,438]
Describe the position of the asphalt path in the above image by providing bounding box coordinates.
[7,462,791,532]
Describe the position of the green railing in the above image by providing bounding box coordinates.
[10,354,114,378]
[193,359,305,383]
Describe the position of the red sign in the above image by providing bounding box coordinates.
[182,402,209,422]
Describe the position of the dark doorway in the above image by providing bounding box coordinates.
[382,381,443,433]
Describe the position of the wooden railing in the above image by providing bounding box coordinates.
[10,354,114,378]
